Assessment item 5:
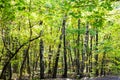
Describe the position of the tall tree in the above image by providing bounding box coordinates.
[95,28,99,76]
[39,38,44,79]
[62,14,67,78]
[76,19,81,76]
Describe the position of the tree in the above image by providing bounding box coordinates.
[0,0,120,80]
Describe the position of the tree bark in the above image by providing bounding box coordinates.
[52,15,67,78]
[40,39,44,79]
[95,29,99,76]
[62,15,67,78]
[100,52,106,76]
[89,36,93,73]
[52,34,62,78]
[82,23,89,76]
[76,19,81,76]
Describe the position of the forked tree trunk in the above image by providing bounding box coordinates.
[19,48,29,80]
[52,15,67,78]
[52,37,62,78]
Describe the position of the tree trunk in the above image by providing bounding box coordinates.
[76,19,81,76]
[27,0,32,77]
[52,35,62,78]
[39,39,44,79]
[48,46,52,77]
[89,36,93,73]
[95,29,99,76]
[62,15,67,78]
[82,23,89,76]
[52,15,67,78]
[81,35,84,77]
[19,49,29,79]
[100,52,106,76]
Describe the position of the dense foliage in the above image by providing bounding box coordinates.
[0,0,120,79]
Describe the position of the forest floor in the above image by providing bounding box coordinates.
[11,73,120,80]
[40,76,120,80]
[11,76,120,80]
[41,76,120,80]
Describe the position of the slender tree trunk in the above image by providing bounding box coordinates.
[89,36,93,73]
[62,15,67,78]
[95,29,99,76]
[76,19,80,76]
[52,34,62,78]
[39,39,44,79]
[86,24,89,74]
[83,23,89,73]
[48,46,52,77]
[100,52,106,76]
[48,26,53,77]
[81,35,84,77]
[19,49,28,79]
[27,0,32,77]
[26,46,31,76]
[52,15,67,78]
